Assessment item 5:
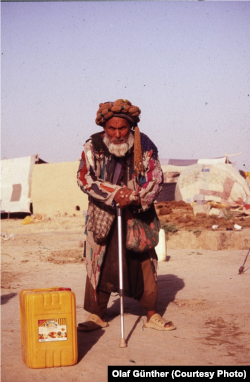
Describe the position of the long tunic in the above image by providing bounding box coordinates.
[77,130,163,292]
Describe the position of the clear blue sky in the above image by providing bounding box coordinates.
[1,1,250,171]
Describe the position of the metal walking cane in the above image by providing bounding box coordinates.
[115,124,142,348]
[117,206,127,348]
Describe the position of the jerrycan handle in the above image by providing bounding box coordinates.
[30,287,72,293]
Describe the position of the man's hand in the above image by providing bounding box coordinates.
[114,185,140,208]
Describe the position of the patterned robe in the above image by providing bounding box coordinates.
[77,130,163,291]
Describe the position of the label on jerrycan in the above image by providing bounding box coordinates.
[38,318,68,342]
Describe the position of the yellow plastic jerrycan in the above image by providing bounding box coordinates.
[19,287,78,368]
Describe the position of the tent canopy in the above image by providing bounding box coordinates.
[175,163,250,206]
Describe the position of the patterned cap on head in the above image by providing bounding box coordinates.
[95,99,141,128]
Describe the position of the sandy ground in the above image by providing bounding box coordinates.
[1,214,250,382]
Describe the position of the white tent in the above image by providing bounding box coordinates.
[157,157,229,202]
[1,155,88,216]
[1,155,36,213]
[161,157,228,183]
[175,163,250,206]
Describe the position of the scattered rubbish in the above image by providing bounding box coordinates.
[243,204,250,215]
[208,208,220,216]
[33,214,43,221]
[234,223,242,230]
[21,216,34,225]
[38,241,50,250]
[212,225,219,230]
[1,232,15,240]
[192,203,211,216]
[238,248,250,274]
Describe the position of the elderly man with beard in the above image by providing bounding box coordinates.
[77,99,176,332]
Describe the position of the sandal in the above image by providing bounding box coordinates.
[143,313,176,331]
[77,314,109,332]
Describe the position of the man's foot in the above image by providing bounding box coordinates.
[77,314,109,332]
[144,313,176,331]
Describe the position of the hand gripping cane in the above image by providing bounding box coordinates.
[117,207,127,348]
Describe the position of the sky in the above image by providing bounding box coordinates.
[1,0,250,171]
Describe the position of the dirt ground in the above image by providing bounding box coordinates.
[1,204,250,381]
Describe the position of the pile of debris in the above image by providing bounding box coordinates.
[155,200,250,231]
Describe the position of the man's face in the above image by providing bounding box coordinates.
[104,117,131,145]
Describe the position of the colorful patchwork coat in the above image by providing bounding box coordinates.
[77,130,163,291]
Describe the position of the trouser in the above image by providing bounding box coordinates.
[84,257,158,319]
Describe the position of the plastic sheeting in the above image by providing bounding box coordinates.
[175,163,250,206]
[161,157,227,183]
[1,156,36,213]
[156,183,176,202]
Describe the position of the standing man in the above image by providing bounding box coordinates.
[77,99,176,332]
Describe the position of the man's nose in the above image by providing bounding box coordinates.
[115,129,121,138]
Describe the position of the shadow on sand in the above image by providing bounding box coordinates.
[103,273,185,344]
[76,274,184,355]
[77,329,105,363]
[1,293,18,305]
[105,273,184,318]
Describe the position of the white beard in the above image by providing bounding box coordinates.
[103,132,134,157]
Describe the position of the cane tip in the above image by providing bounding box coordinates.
[238,266,244,274]
[119,338,127,348]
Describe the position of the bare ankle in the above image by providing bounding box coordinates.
[147,310,156,322]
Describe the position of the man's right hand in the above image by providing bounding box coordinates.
[114,186,139,208]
